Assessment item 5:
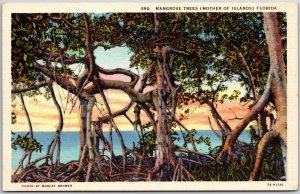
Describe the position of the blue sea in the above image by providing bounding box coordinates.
[11,130,251,169]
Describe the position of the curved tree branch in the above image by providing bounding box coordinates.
[98,88,127,172]
[207,116,222,139]
[95,66,139,87]
[49,13,81,30]
[249,130,278,180]
[12,81,50,94]
[217,68,273,162]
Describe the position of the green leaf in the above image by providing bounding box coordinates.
[23,53,27,61]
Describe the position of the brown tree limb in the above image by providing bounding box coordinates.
[227,108,243,121]
[49,83,64,133]
[33,62,95,102]
[249,130,278,180]
[98,88,127,172]
[177,148,218,162]
[94,122,115,158]
[19,94,34,167]
[95,66,139,87]
[33,61,153,108]
[182,166,196,181]
[217,68,273,162]
[124,113,134,126]
[69,14,96,113]
[43,52,86,65]
[49,13,80,30]
[182,158,214,169]
[85,97,96,182]
[12,80,50,93]
[28,155,51,168]
[263,12,287,176]
[64,145,87,181]
[92,78,152,104]
[133,105,143,143]
[79,99,88,160]
[83,13,96,83]
[19,94,33,138]
[207,116,222,139]
[206,101,232,133]
[140,103,157,134]
[97,101,133,124]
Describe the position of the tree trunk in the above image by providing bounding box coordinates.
[206,101,231,145]
[79,99,88,160]
[249,12,287,180]
[19,94,33,167]
[20,94,33,137]
[93,124,100,154]
[264,11,287,176]
[217,70,272,162]
[151,46,179,181]
[49,84,64,165]
[257,110,268,139]
[86,97,96,181]
[134,105,143,143]
[155,56,171,181]
[96,122,115,158]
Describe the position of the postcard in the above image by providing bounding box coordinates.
[2,2,298,191]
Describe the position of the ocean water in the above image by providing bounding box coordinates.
[11,130,251,169]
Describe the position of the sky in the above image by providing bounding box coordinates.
[11,46,252,132]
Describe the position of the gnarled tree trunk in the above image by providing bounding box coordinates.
[149,46,177,181]
[154,54,172,181]
[249,12,287,180]
[79,99,88,160]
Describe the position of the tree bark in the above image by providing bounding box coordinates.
[19,94,33,167]
[207,116,222,140]
[86,97,96,181]
[257,110,268,139]
[79,99,88,160]
[152,46,176,181]
[49,83,64,165]
[217,61,273,162]
[99,89,127,172]
[249,130,278,180]
[206,101,231,144]
[93,124,100,154]
[19,94,33,138]
[133,105,143,141]
[249,12,287,180]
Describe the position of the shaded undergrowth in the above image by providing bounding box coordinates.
[192,138,284,181]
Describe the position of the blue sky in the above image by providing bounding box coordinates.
[94,46,133,70]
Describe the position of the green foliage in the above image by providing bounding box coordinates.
[11,133,43,153]
[196,136,211,150]
[136,130,157,157]
[174,128,212,151]
[171,130,180,142]
[135,122,157,157]
[249,125,259,144]
[10,13,288,183]
[192,139,284,181]
[11,12,286,107]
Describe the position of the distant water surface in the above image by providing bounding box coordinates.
[11,130,251,169]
